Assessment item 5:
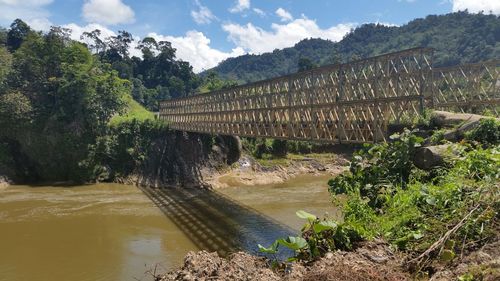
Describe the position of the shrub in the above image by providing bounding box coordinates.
[258,210,362,262]
[327,131,499,269]
[329,129,423,208]
[271,139,287,157]
[429,129,446,144]
[287,140,313,154]
[465,118,500,146]
[82,119,169,180]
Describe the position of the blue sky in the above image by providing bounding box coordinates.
[1,0,498,72]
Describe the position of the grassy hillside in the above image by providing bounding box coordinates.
[109,94,155,126]
[207,12,500,83]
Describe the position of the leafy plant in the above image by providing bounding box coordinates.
[429,129,446,145]
[465,118,500,146]
[258,210,362,262]
[329,129,423,208]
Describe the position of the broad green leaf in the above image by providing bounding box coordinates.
[313,220,337,233]
[444,239,455,249]
[296,210,317,221]
[277,236,308,251]
[440,249,455,261]
[258,241,278,254]
[412,232,424,240]
[425,196,436,206]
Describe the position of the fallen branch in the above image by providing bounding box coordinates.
[407,204,480,267]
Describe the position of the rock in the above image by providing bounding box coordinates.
[0,175,11,189]
[429,111,499,143]
[431,111,483,128]
[413,144,456,170]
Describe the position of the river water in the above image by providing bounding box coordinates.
[0,175,336,281]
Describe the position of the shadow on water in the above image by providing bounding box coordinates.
[139,186,295,258]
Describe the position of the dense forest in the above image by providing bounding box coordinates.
[208,12,500,83]
[0,19,201,183]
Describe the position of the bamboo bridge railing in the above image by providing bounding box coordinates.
[160,48,499,143]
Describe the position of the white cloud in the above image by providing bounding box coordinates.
[149,31,245,73]
[0,0,52,5]
[451,0,500,14]
[253,8,265,17]
[82,0,135,25]
[375,22,399,27]
[275,8,293,22]
[191,0,217,24]
[229,0,250,13]
[27,17,53,31]
[0,0,52,28]
[222,17,355,54]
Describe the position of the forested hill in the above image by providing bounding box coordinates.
[207,12,500,83]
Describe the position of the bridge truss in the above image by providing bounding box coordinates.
[160,48,499,143]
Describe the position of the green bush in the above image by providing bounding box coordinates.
[271,139,287,157]
[287,140,313,154]
[258,210,362,262]
[465,118,500,146]
[329,129,423,208]
[327,131,499,268]
[429,129,446,145]
[82,119,169,180]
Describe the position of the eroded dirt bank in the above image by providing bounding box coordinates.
[161,240,410,281]
[162,237,500,281]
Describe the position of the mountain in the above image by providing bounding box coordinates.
[207,12,500,83]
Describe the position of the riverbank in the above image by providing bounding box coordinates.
[161,236,500,281]
[203,152,351,189]
[162,240,410,281]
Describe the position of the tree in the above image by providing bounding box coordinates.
[0,27,7,46]
[7,19,32,51]
[203,71,238,92]
[0,47,12,92]
[4,27,128,181]
[81,29,106,54]
[106,30,134,60]
[0,91,32,136]
[137,37,158,60]
[298,57,315,72]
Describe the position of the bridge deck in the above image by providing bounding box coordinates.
[160,48,499,143]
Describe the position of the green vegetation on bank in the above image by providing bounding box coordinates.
[84,119,169,181]
[208,12,500,83]
[109,94,155,126]
[0,20,178,183]
[259,119,499,278]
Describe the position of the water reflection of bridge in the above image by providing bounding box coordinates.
[160,48,499,143]
[139,186,295,257]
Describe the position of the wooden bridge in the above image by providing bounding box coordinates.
[160,48,499,143]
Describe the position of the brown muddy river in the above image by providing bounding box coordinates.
[0,175,336,281]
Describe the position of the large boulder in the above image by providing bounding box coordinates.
[429,111,499,143]
[413,144,458,170]
[431,111,484,128]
